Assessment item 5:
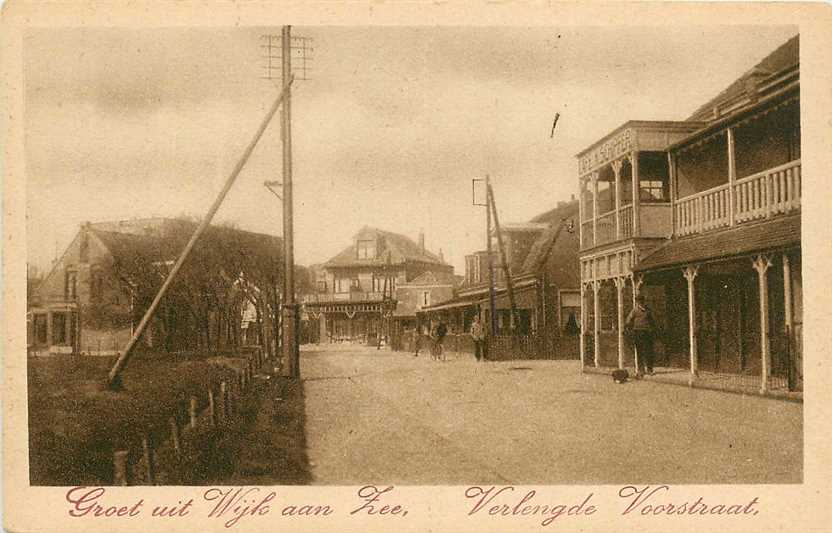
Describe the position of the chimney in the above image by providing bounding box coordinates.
[570,194,575,202]
[439,248,445,263]
[418,229,425,252]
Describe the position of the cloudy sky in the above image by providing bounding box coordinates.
[25,25,797,274]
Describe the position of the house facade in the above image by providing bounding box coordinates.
[28,218,283,356]
[578,35,802,392]
[304,227,454,344]
[418,198,581,358]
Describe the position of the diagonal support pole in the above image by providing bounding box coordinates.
[106,75,295,391]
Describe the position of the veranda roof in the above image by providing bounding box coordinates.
[633,215,800,273]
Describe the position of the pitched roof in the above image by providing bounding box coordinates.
[687,35,799,122]
[521,200,580,275]
[634,215,800,273]
[90,219,281,264]
[324,227,446,267]
[402,270,457,286]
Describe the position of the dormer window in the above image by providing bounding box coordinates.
[357,239,376,259]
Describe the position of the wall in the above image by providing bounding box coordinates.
[734,103,799,179]
[676,134,729,197]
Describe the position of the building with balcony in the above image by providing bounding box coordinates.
[578,35,801,393]
[304,227,454,344]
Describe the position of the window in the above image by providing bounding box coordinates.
[336,277,351,293]
[422,291,430,307]
[638,152,670,203]
[91,269,104,303]
[64,270,78,300]
[53,313,67,344]
[34,314,48,345]
[350,278,361,290]
[640,180,669,202]
[317,280,327,293]
[356,239,376,259]
[372,275,385,293]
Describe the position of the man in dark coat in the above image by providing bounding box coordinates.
[625,294,657,375]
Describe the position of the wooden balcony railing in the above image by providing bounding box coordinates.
[581,221,594,248]
[674,159,801,237]
[619,204,634,239]
[595,211,616,246]
[304,291,385,304]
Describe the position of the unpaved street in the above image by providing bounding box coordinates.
[301,344,802,485]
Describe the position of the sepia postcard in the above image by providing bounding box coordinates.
[3,1,832,532]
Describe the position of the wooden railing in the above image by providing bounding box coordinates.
[581,221,594,248]
[595,211,616,245]
[735,159,801,222]
[674,160,801,236]
[619,205,634,238]
[304,291,385,304]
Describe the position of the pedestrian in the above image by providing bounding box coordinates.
[434,319,448,361]
[625,293,657,376]
[413,323,426,357]
[470,315,486,361]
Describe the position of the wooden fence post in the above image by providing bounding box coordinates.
[169,417,181,454]
[208,389,216,427]
[113,450,129,486]
[189,396,198,429]
[142,435,155,485]
[219,381,228,423]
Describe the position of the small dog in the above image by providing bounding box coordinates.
[612,369,629,384]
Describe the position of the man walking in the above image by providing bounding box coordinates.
[470,315,486,362]
[625,294,657,376]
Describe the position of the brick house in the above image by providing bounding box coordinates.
[28,218,283,356]
[418,198,581,358]
[303,226,454,344]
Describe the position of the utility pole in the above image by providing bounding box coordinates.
[105,75,294,390]
[488,182,518,334]
[281,25,300,379]
[473,176,498,336]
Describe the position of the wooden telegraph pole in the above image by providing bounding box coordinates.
[105,75,295,390]
[281,25,300,380]
[487,181,519,334]
[485,175,498,336]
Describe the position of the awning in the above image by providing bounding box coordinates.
[634,215,800,273]
[417,292,495,314]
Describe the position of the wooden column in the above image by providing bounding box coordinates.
[592,278,601,368]
[727,127,737,226]
[591,173,599,246]
[753,255,773,394]
[668,151,677,235]
[683,265,699,382]
[782,253,796,390]
[612,160,623,239]
[631,152,641,237]
[579,281,586,372]
[631,274,643,373]
[614,277,625,369]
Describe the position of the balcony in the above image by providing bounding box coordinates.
[674,159,801,236]
[304,291,386,304]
